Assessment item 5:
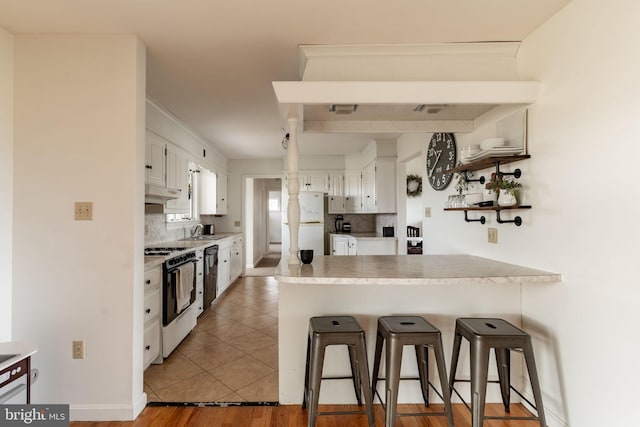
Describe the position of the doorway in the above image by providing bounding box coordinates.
[243,177,282,276]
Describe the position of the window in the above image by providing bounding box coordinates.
[269,191,281,212]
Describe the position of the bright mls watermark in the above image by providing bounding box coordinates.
[1,405,69,426]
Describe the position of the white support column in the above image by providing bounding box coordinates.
[286,117,301,264]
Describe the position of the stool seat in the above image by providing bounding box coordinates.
[302,316,375,427]
[372,316,454,427]
[449,317,547,427]
[309,315,364,334]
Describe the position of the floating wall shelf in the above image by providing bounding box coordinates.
[445,154,531,226]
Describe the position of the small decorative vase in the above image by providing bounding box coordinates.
[498,190,518,207]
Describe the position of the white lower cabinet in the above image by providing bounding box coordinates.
[217,240,231,296]
[330,234,357,256]
[143,322,161,369]
[143,266,162,369]
[230,236,243,282]
[195,249,204,317]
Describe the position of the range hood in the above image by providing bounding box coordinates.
[145,184,180,205]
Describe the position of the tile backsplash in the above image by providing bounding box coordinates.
[145,214,192,245]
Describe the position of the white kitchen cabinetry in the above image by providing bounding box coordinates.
[217,239,232,296]
[330,234,357,256]
[344,170,362,213]
[165,143,190,214]
[301,173,329,192]
[230,236,243,281]
[145,133,166,187]
[362,161,376,212]
[328,173,345,214]
[199,167,217,215]
[373,158,396,213]
[328,195,345,214]
[216,171,228,214]
[195,249,204,317]
[328,172,344,196]
[361,159,396,214]
[143,266,162,369]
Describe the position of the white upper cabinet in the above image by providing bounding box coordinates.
[199,168,227,215]
[165,144,190,213]
[361,158,396,214]
[344,170,362,213]
[199,167,217,215]
[328,173,344,196]
[216,171,228,215]
[145,133,166,187]
[362,162,376,212]
[302,173,329,192]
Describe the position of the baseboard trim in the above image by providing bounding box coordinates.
[147,401,279,407]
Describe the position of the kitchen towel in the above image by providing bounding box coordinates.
[176,263,194,312]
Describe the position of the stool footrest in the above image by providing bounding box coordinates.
[317,410,368,416]
[320,376,355,380]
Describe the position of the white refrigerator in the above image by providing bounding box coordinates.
[282,192,325,257]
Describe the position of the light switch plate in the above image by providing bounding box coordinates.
[234,220,241,227]
[75,202,93,220]
[424,207,431,217]
[488,228,498,244]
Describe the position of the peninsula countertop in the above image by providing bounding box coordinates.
[275,254,560,285]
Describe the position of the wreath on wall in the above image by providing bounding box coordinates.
[406,174,422,197]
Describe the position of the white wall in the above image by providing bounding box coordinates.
[405,155,423,229]
[400,2,640,425]
[0,28,13,342]
[211,158,284,233]
[12,35,146,420]
[517,1,640,425]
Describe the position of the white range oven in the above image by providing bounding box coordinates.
[144,247,198,359]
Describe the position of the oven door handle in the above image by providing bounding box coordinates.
[167,268,179,298]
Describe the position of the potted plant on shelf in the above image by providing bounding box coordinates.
[487,177,522,207]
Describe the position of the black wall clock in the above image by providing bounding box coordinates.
[426,133,456,191]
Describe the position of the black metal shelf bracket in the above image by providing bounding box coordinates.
[495,210,523,226]
[464,211,486,224]
[495,164,522,179]
[463,171,485,185]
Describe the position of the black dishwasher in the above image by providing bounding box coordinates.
[203,245,218,310]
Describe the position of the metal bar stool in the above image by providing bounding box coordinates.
[301,316,375,427]
[371,316,454,427]
[449,317,547,427]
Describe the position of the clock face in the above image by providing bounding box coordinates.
[426,133,456,191]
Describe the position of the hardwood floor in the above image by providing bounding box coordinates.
[71,403,541,426]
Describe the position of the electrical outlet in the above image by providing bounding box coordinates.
[424,207,431,217]
[488,228,498,244]
[234,220,241,227]
[74,202,93,220]
[72,340,85,359]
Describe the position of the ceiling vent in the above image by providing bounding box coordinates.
[414,104,446,114]
[329,104,358,114]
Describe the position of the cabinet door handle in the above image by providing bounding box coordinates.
[145,280,151,285]
[145,165,152,169]
[145,345,151,351]
[145,308,151,314]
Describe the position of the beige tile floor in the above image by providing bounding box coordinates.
[144,274,279,403]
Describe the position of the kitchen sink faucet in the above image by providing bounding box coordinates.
[191,223,203,237]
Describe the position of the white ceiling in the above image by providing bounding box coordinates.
[0,0,570,159]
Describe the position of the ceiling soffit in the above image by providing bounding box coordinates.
[273,43,537,134]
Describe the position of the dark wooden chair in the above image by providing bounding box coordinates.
[407,226,423,255]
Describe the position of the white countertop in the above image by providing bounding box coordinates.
[330,232,397,240]
[275,254,560,285]
[0,341,38,371]
[144,233,243,270]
